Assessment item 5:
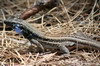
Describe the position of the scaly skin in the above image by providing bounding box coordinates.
[4,17,100,54]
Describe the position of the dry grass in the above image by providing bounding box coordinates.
[0,0,100,66]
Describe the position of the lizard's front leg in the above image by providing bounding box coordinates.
[30,39,44,52]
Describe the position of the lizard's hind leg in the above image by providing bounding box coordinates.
[58,41,75,54]
[31,39,44,52]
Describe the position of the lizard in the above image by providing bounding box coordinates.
[4,16,100,54]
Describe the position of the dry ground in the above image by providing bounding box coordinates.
[0,0,100,66]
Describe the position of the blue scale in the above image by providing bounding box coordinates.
[13,24,32,39]
[13,24,23,34]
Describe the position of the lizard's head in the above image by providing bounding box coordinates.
[4,16,24,34]
[4,16,22,26]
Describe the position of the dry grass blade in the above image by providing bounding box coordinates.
[0,0,100,66]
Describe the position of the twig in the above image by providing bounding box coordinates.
[20,0,59,19]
